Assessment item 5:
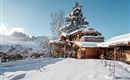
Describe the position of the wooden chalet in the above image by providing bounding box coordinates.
[49,27,105,59]
[49,2,105,59]
[60,27,105,59]
[50,32,130,62]
[49,2,130,62]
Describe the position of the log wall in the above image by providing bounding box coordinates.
[77,48,105,59]
[128,42,130,46]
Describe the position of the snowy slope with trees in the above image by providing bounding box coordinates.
[0,32,51,62]
[0,31,50,52]
[0,58,130,80]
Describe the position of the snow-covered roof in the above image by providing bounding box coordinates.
[61,28,87,37]
[74,42,103,48]
[99,33,130,47]
[61,32,67,37]
[80,36,104,42]
[67,28,85,35]
[60,24,88,34]
[81,35,103,38]
[49,40,65,45]
[82,29,97,34]
[61,27,102,37]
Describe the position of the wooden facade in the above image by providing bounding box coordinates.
[50,34,130,64]
[111,45,130,63]
[126,52,130,63]
[77,47,105,59]
[98,33,130,63]
[72,41,105,59]
[49,40,75,58]
[64,29,104,42]
[128,42,130,46]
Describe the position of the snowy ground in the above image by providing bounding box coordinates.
[0,58,130,80]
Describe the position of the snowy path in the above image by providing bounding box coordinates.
[0,58,130,80]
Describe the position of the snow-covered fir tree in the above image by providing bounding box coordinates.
[61,2,89,33]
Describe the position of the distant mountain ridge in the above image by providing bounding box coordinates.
[0,31,50,53]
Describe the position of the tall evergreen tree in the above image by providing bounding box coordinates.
[61,2,89,33]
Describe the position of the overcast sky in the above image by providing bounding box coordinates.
[0,0,129,39]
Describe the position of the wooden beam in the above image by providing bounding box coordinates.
[113,47,116,60]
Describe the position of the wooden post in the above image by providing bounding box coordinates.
[119,47,121,61]
[63,44,66,58]
[114,47,116,60]
[120,46,123,61]
[77,48,82,59]
[52,43,55,57]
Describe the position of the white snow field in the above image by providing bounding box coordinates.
[0,58,130,80]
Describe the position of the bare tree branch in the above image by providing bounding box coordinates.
[50,10,65,39]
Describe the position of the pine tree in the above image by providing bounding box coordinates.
[61,2,89,33]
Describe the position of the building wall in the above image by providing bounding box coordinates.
[128,42,130,46]
[77,48,105,59]
[125,52,130,63]
[111,46,130,63]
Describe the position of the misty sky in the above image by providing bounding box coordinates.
[0,0,129,39]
